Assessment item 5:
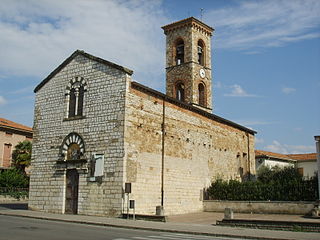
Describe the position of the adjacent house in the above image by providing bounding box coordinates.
[288,153,317,179]
[0,118,33,170]
[255,150,317,179]
[255,150,296,170]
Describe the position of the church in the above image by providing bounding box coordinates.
[29,17,256,216]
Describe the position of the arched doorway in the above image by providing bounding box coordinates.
[65,169,79,214]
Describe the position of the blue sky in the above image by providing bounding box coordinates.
[0,0,319,154]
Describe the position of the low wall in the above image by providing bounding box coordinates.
[0,195,27,202]
[203,200,315,215]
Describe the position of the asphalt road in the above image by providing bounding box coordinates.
[0,215,247,240]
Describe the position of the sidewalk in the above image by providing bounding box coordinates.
[0,205,320,240]
[167,211,320,225]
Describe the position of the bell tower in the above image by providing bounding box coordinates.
[162,17,214,113]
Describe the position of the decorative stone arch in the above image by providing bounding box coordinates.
[198,81,207,107]
[60,132,86,161]
[197,39,205,66]
[174,80,185,102]
[173,37,185,65]
[65,76,88,118]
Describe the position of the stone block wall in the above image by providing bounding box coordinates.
[203,200,314,215]
[124,84,255,215]
[29,54,129,216]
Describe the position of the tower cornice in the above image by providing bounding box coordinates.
[162,17,214,36]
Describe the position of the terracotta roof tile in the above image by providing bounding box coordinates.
[0,117,32,133]
[255,150,294,161]
[255,150,317,162]
[287,153,317,161]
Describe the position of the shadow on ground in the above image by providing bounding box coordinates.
[0,203,28,210]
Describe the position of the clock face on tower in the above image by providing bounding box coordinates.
[199,69,206,78]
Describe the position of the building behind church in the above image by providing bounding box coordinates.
[0,118,32,170]
[29,17,256,216]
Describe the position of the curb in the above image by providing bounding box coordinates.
[0,211,297,240]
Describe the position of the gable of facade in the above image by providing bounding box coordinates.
[0,118,32,169]
[29,50,133,215]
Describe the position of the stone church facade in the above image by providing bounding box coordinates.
[29,17,256,216]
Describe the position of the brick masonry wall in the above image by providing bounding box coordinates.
[124,86,255,215]
[165,21,213,111]
[29,54,129,216]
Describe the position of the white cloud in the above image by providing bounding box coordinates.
[224,84,257,97]
[282,87,296,94]
[264,140,315,154]
[0,0,168,87]
[206,0,320,50]
[255,137,264,144]
[0,96,7,105]
[9,86,34,94]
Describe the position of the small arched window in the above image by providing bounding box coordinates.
[175,82,185,101]
[69,88,76,117]
[198,83,206,106]
[198,40,205,66]
[77,86,84,116]
[175,39,184,65]
[66,77,87,118]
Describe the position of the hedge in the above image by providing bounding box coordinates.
[207,167,318,201]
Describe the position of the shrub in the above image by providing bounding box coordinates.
[0,168,29,199]
[207,167,318,201]
[0,168,29,189]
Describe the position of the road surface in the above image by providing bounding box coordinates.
[0,215,247,240]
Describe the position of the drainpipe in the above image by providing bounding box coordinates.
[315,136,320,201]
[246,132,251,180]
[156,96,165,216]
[161,97,166,207]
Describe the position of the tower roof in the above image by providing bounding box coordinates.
[162,17,214,36]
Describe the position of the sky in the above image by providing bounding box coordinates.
[0,0,319,154]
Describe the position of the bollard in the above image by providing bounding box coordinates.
[156,206,164,216]
[224,208,234,219]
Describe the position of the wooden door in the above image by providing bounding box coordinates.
[65,169,79,214]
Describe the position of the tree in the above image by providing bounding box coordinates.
[11,140,32,174]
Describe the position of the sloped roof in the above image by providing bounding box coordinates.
[255,150,317,162]
[255,150,294,161]
[0,117,32,133]
[287,153,317,162]
[34,50,133,93]
[131,81,256,135]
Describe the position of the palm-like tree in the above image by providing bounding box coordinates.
[12,140,32,174]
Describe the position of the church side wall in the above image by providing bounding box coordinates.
[29,54,128,216]
[124,87,255,215]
